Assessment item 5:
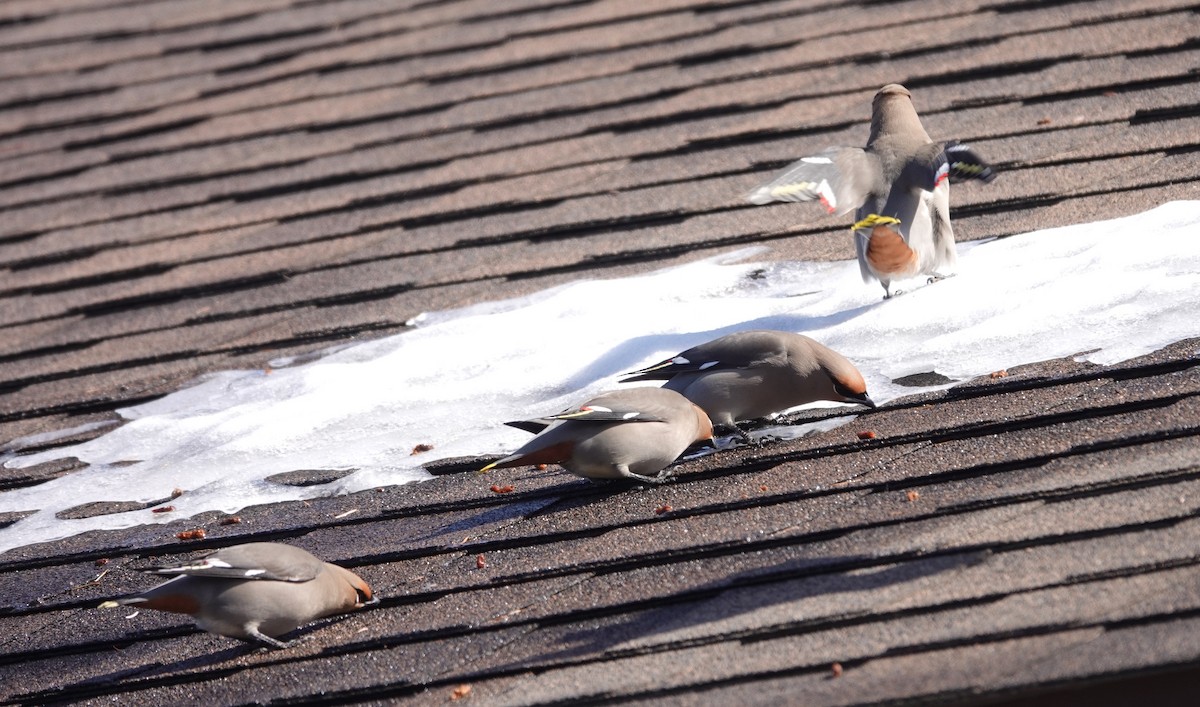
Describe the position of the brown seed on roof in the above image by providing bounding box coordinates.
[175,529,206,540]
[857,430,877,440]
[411,443,435,455]
[831,662,844,678]
[490,484,515,494]
[906,490,921,502]
[990,370,1009,379]
[220,516,242,525]
[475,555,486,569]
[655,504,672,514]
[151,506,175,513]
[451,684,472,700]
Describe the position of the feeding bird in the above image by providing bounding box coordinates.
[621,330,874,429]
[746,84,995,298]
[481,387,714,484]
[99,542,375,649]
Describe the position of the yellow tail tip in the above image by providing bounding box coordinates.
[851,214,901,231]
[478,461,498,474]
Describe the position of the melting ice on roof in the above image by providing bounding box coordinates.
[2,201,1200,554]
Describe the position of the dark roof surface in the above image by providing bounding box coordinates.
[2,0,1200,704]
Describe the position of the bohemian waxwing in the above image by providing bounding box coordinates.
[747,84,995,298]
[622,329,874,428]
[481,387,714,484]
[99,542,375,649]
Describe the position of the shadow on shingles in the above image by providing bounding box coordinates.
[562,308,876,391]
[31,641,253,700]
[409,471,628,542]
[35,616,359,702]
[413,498,558,543]
[496,550,985,669]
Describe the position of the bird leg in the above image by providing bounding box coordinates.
[729,423,782,448]
[243,628,293,650]
[622,472,672,485]
[730,426,755,446]
[707,423,751,446]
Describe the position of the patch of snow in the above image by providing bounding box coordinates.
[2,202,1199,554]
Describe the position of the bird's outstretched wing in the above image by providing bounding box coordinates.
[746,147,882,216]
[943,140,996,183]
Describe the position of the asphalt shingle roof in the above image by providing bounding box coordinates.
[2,0,1199,704]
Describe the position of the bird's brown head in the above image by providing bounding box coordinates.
[691,404,715,445]
[875,83,912,99]
[831,371,875,408]
[332,565,377,610]
[813,344,875,409]
[872,84,913,117]
[868,83,927,146]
